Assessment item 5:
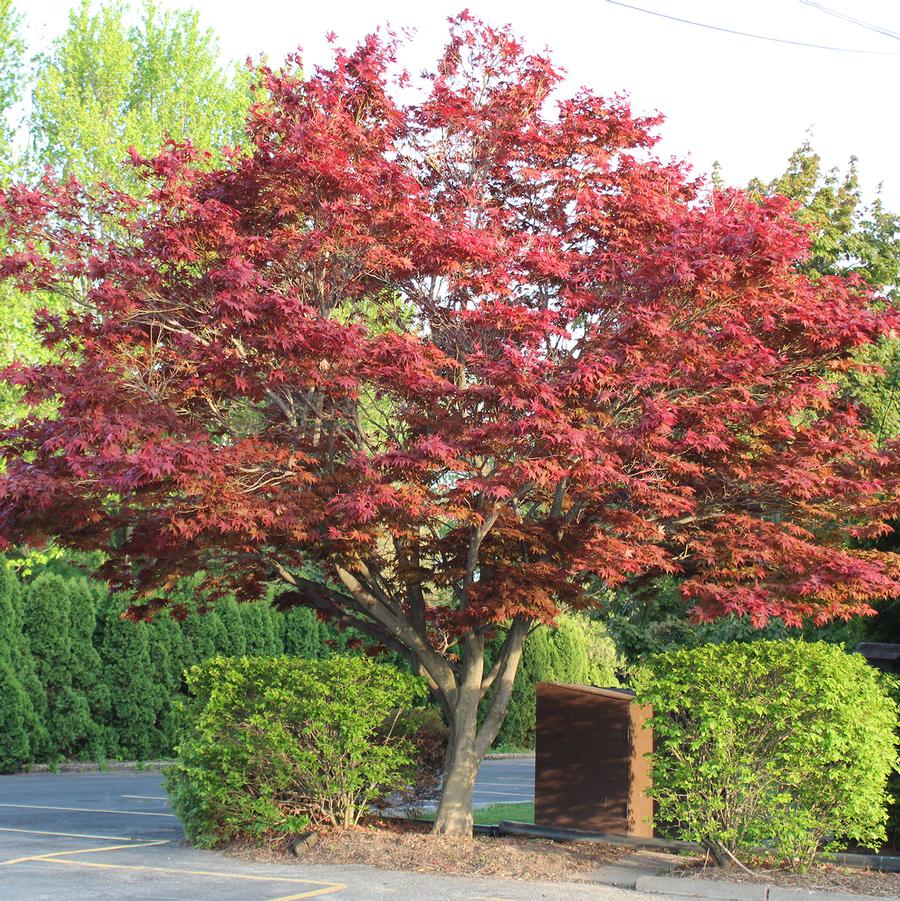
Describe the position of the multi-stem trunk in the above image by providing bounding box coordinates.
[326,567,530,837]
[430,621,528,836]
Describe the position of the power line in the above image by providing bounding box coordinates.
[799,1,900,43]
[606,0,900,55]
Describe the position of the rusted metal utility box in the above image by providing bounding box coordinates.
[535,682,653,837]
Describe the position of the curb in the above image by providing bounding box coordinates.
[497,821,900,874]
[634,876,888,901]
[484,752,535,759]
[499,819,700,853]
[636,876,766,900]
[22,759,175,774]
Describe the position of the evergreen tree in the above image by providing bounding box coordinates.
[216,597,247,656]
[491,614,620,750]
[0,560,47,760]
[282,607,327,658]
[0,657,31,771]
[181,607,229,667]
[240,601,280,655]
[0,560,33,770]
[23,573,94,760]
[145,610,187,754]
[98,593,160,759]
[66,576,109,758]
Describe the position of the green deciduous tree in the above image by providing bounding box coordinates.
[29,0,250,188]
[0,0,22,172]
[750,142,900,441]
[748,142,900,296]
[0,0,252,426]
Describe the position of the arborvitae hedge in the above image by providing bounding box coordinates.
[0,563,45,768]
[0,555,338,767]
[3,554,626,766]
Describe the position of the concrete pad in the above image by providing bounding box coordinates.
[635,874,770,900]
[588,850,685,888]
[590,865,648,888]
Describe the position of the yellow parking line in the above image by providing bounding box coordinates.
[43,857,345,899]
[1,839,169,866]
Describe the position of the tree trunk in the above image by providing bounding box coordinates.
[430,619,529,836]
[431,714,481,835]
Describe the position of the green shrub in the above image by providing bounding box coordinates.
[636,640,898,868]
[166,655,424,847]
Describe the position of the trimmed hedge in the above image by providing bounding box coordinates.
[166,655,424,845]
[636,640,898,868]
[0,556,343,767]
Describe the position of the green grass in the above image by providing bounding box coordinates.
[418,800,535,826]
[473,800,534,825]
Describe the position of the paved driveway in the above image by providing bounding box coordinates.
[0,765,662,900]
[470,757,534,808]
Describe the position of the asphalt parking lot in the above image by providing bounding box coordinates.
[0,760,666,901]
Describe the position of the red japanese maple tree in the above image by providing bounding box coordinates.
[1,16,899,833]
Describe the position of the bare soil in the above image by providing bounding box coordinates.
[674,858,900,898]
[223,816,626,882]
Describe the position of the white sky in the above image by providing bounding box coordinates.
[21,0,900,208]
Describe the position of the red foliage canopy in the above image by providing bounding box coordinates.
[1,15,899,642]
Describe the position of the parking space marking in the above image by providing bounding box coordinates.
[470,790,534,798]
[38,857,345,899]
[0,826,145,842]
[0,802,178,817]
[470,783,533,789]
[1,839,169,866]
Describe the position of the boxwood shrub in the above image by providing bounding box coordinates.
[636,640,897,868]
[166,655,425,847]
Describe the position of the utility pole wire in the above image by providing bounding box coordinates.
[606,0,900,55]
[799,0,900,42]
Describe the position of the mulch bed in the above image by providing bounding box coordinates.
[224,818,900,895]
[223,815,627,882]
[674,858,900,898]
